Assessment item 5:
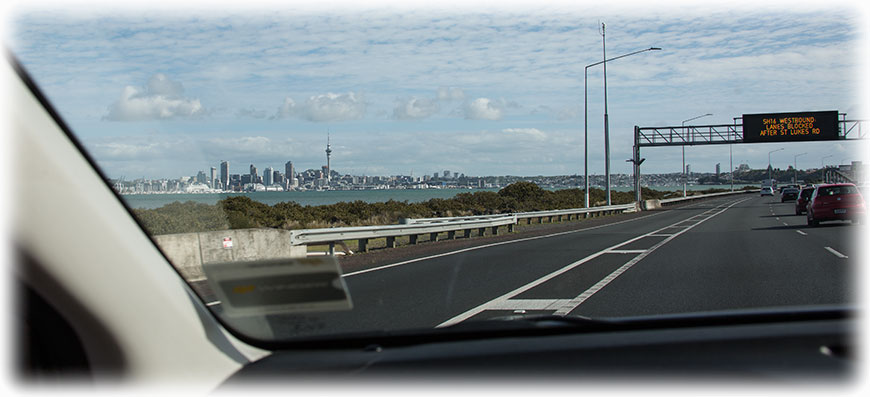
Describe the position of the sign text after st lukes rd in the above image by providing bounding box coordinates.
[742,110,839,143]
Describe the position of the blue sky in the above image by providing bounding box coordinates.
[4,0,869,179]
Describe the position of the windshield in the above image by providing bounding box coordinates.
[818,185,860,196]
[6,1,866,344]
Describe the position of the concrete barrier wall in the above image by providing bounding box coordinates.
[153,228,306,281]
[642,199,662,210]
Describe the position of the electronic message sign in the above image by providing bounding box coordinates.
[742,110,839,143]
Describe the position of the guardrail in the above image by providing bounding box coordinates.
[514,203,637,224]
[659,189,757,206]
[291,215,517,254]
[293,190,755,255]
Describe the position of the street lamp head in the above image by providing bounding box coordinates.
[649,47,662,51]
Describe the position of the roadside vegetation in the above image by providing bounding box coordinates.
[132,182,740,235]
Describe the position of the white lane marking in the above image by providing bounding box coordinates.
[783,222,789,226]
[437,197,750,327]
[206,301,221,306]
[796,230,807,236]
[606,249,648,254]
[342,210,666,278]
[825,247,849,259]
[551,198,747,316]
[486,299,572,310]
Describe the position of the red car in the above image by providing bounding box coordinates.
[806,183,865,227]
[794,186,815,215]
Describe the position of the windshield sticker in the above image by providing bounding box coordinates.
[203,256,352,317]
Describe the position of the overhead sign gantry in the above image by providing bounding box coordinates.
[628,110,866,202]
[742,110,840,143]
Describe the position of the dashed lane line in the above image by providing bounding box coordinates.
[825,247,849,259]
[342,209,669,278]
[436,197,751,327]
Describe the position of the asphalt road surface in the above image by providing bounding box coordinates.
[209,194,859,339]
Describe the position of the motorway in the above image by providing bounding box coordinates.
[213,194,859,339]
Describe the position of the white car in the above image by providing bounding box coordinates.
[760,187,774,196]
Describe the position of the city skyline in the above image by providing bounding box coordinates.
[6,1,868,180]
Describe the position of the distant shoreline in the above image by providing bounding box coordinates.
[120,184,757,210]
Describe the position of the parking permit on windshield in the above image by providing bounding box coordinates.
[203,256,352,317]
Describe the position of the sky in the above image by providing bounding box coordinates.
[3,0,869,180]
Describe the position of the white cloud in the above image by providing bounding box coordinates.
[393,97,440,120]
[464,98,503,120]
[104,74,204,121]
[302,92,367,122]
[437,86,465,101]
[273,92,367,122]
[272,97,298,119]
[502,128,546,140]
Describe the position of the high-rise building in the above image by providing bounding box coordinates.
[196,170,207,184]
[220,161,229,190]
[715,163,721,176]
[285,161,295,185]
[250,164,258,183]
[210,167,217,188]
[263,166,274,186]
[443,170,450,178]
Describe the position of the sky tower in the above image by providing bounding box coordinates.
[325,132,332,183]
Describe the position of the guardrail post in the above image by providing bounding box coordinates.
[328,242,336,256]
[508,223,515,233]
[430,232,439,242]
[447,230,456,240]
[386,236,397,248]
[478,227,486,236]
[358,238,368,253]
[463,229,471,238]
[491,226,499,236]
[409,234,419,245]
[557,215,563,222]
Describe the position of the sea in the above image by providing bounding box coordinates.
[121,184,756,210]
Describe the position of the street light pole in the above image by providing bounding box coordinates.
[821,154,833,183]
[601,23,612,205]
[768,147,784,182]
[794,152,807,184]
[680,113,712,197]
[583,44,661,208]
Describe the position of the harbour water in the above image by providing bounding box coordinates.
[121,184,756,210]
